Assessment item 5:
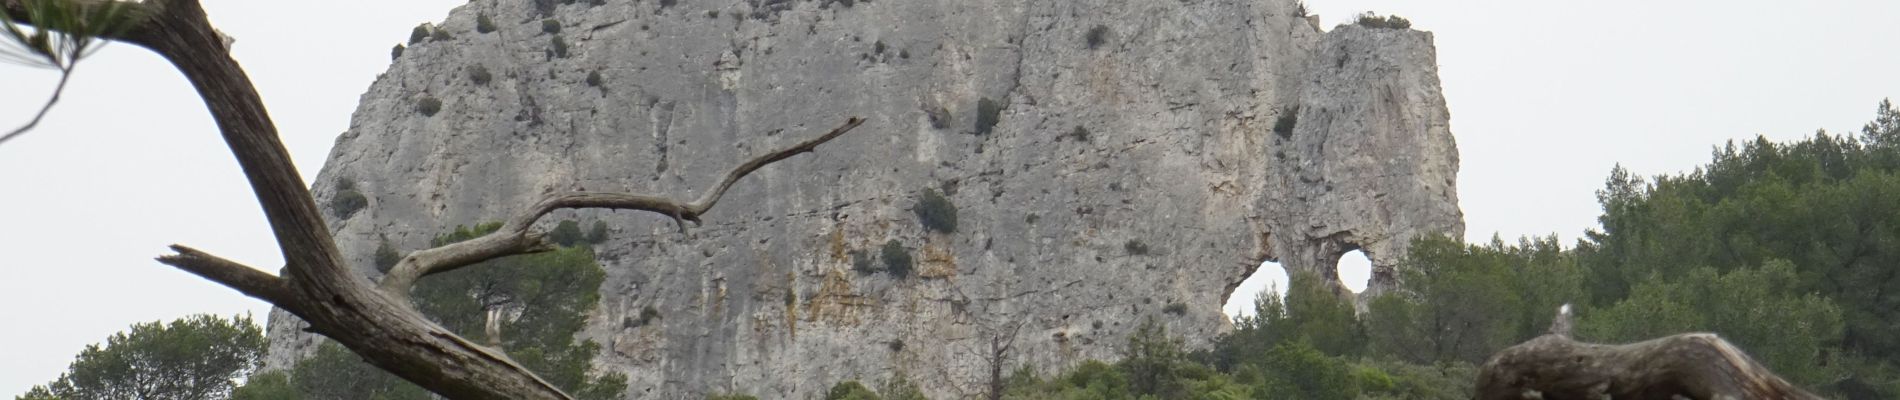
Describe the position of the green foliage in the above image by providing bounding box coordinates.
[1566,101,1900,396]
[430,26,453,41]
[0,0,138,70]
[974,97,1004,136]
[877,374,928,400]
[1123,239,1150,256]
[331,182,369,218]
[468,65,492,85]
[373,237,401,273]
[228,371,296,400]
[586,70,603,87]
[550,35,569,58]
[1085,25,1109,50]
[1351,235,1588,366]
[825,381,880,400]
[415,96,442,117]
[1579,261,1844,386]
[881,239,913,278]
[476,14,497,33]
[408,24,429,44]
[390,43,404,60]
[22,314,264,400]
[1273,105,1299,139]
[914,189,957,233]
[284,341,430,400]
[1293,1,1308,17]
[1120,318,1192,397]
[542,19,562,34]
[274,222,627,399]
[1354,12,1412,29]
[705,395,760,400]
[549,219,586,246]
[586,220,609,244]
[851,249,876,274]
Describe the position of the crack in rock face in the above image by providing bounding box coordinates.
[265,0,1461,398]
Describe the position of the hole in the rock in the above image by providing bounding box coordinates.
[1223,261,1287,319]
[1339,249,1372,293]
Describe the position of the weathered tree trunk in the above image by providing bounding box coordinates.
[1476,306,1822,400]
[4,1,864,398]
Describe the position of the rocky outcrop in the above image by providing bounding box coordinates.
[264,0,1461,398]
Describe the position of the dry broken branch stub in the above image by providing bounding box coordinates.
[7,0,866,398]
[1475,305,1822,400]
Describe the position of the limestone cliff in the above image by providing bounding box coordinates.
[265,0,1462,398]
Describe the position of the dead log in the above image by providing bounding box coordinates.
[1475,305,1822,400]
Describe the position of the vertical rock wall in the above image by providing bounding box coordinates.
[264,0,1461,398]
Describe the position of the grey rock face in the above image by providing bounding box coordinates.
[263,1,1461,398]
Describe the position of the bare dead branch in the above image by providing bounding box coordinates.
[376,117,865,297]
[1475,305,1822,400]
[0,64,72,145]
[154,244,293,307]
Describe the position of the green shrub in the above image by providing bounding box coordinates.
[542,18,562,34]
[587,220,610,244]
[374,238,402,273]
[1069,125,1091,142]
[975,97,1003,136]
[706,395,760,400]
[825,381,878,400]
[331,181,368,218]
[851,249,877,274]
[882,240,913,279]
[430,27,454,41]
[1354,12,1412,29]
[1273,105,1299,139]
[468,65,492,85]
[390,44,404,60]
[416,96,443,117]
[1294,1,1308,17]
[476,14,496,33]
[1164,302,1188,315]
[409,24,430,44]
[1125,239,1150,256]
[1086,25,1110,50]
[586,70,603,87]
[551,35,569,58]
[914,188,957,233]
[549,220,585,246]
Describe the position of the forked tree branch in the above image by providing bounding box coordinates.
[375,117,863,297]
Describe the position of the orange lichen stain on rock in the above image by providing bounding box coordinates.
[827,228,849,260]
[806,267,875,325]
[918,237,959,279]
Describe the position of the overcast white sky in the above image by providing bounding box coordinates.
[0,1,1895,394]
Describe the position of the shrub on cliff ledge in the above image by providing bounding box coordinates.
[416,96,442,117]
[915,188,957,233]
[882,240,913,279]
[1354,12,1411,30]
